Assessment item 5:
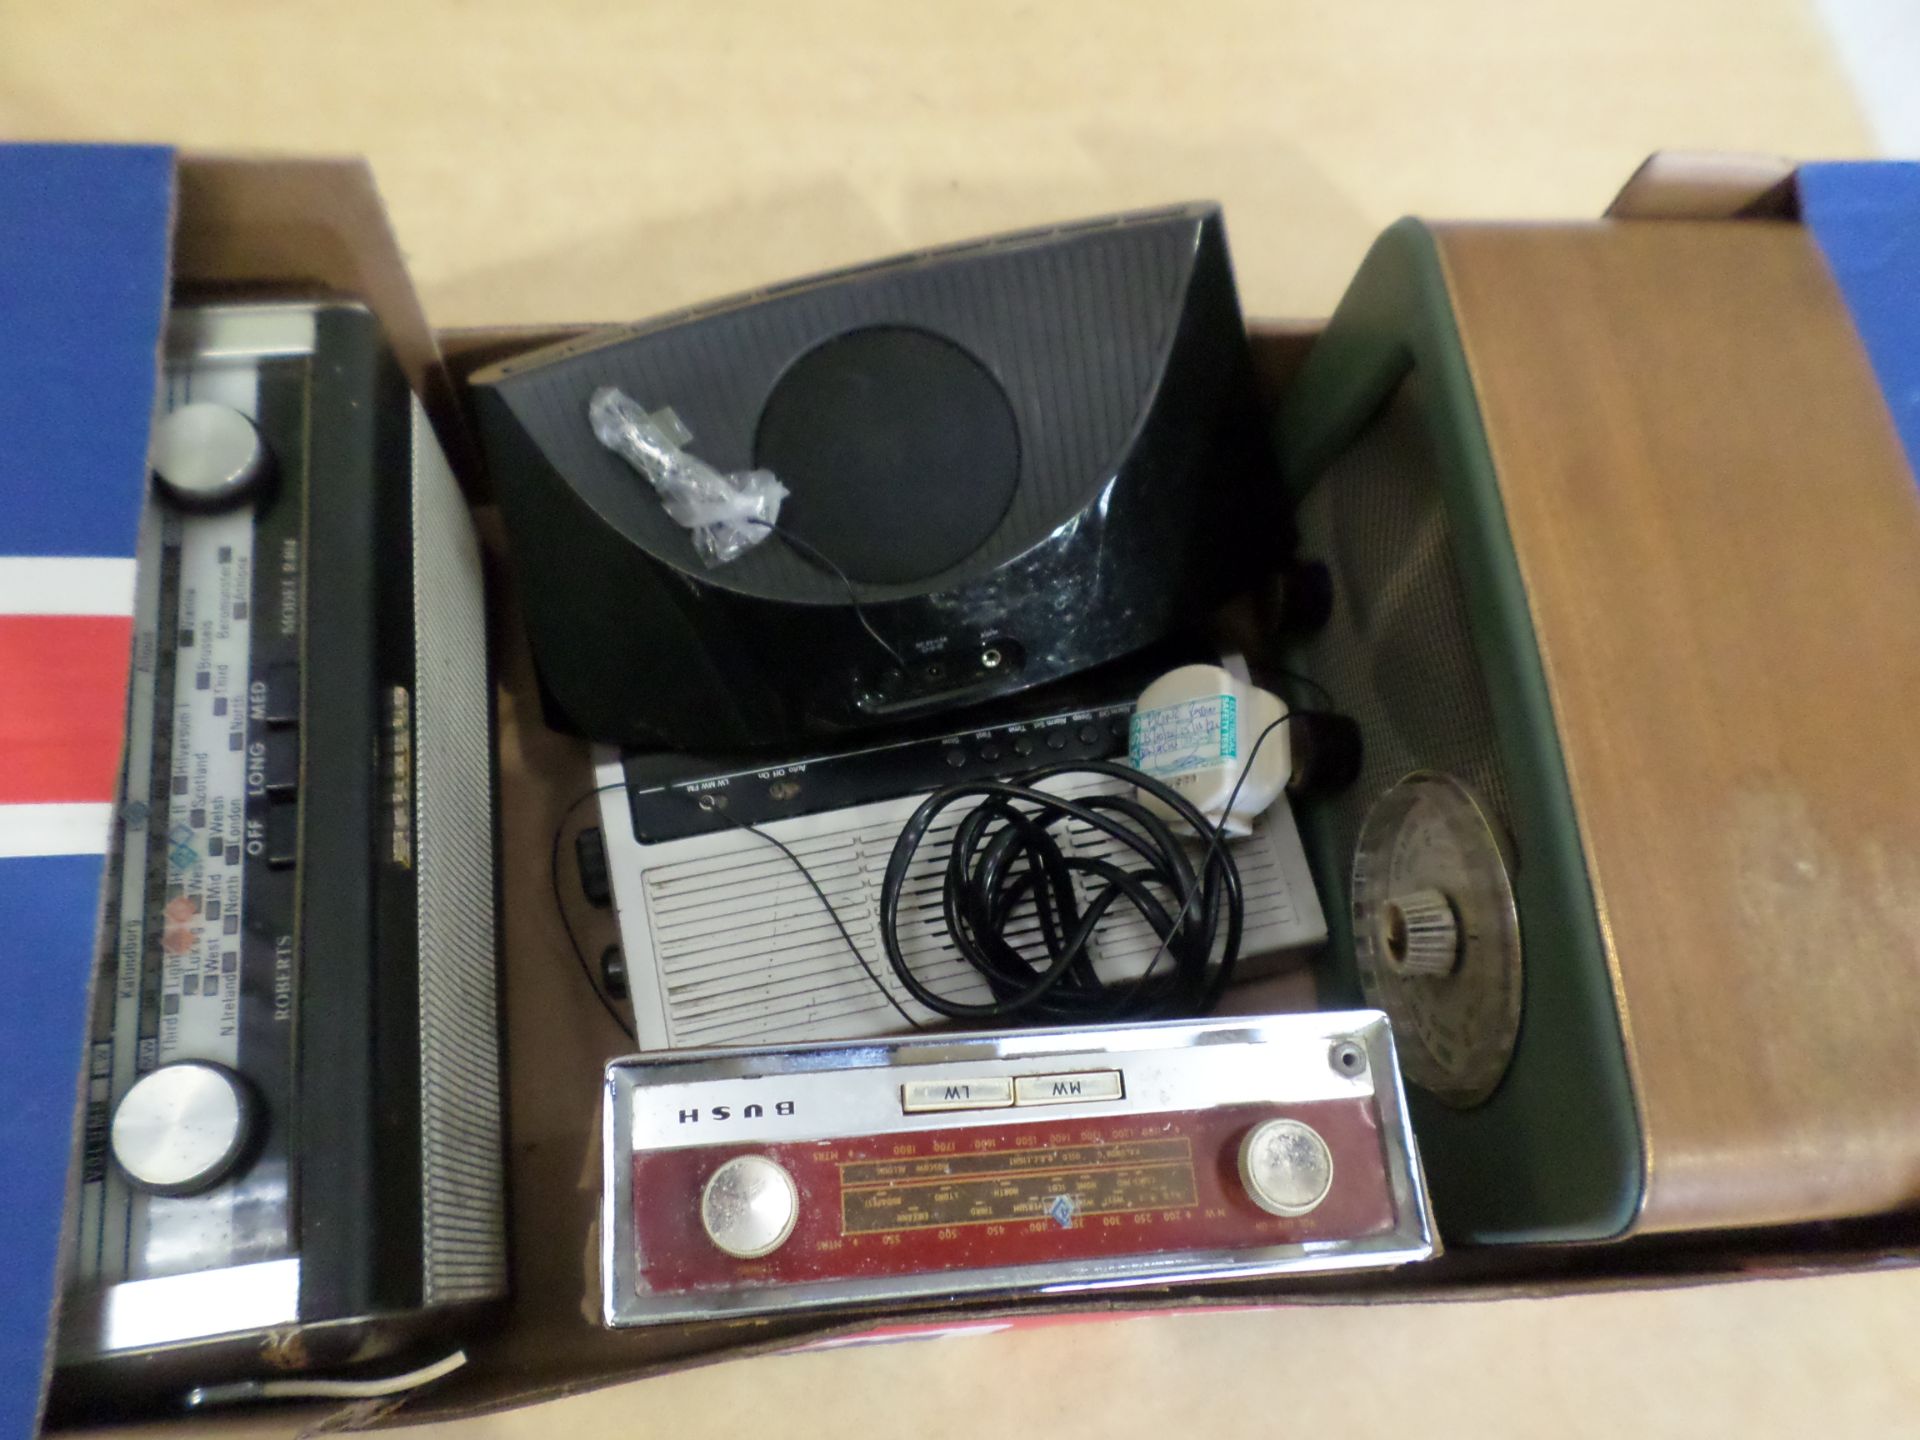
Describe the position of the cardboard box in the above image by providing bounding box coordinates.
[7,145,1917,1437]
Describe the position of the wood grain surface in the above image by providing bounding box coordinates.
[1439,221,1920,1232]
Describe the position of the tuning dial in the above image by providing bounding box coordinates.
[110,1062,256,1195]
[151,401,272,510]
[1381,888,1461,979]
[1238,1118,1334,1218]
[700,1155,799,1259]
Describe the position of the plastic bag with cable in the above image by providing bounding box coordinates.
[587,386,788,566]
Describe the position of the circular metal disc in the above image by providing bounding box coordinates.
[1238,1118,1334,1217]
[1351,772,1523,1108]
[150,401,269,510]
[700,1154,800,1259]
[110,1061,253,1195]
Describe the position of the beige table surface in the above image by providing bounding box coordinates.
[0,0,1881,327]
[7,3,1916,1434]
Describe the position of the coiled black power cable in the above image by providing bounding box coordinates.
[559,714,1304,1038]
[878,718,1293,1025]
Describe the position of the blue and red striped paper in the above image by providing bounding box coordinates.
[0,142,172,1440]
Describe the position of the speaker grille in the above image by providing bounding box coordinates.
[1293,372,1514,875]
[620,775,1323,1050]
[409,401,507,1305]
[489,209,1203,601]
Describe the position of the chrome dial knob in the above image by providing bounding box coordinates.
[110,1061,255,1195]
[700,1155,799,1259]
[1238,1118,1334,1218]
[151,401,271,510]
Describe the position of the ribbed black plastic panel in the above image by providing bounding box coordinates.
[487,209,1200,602]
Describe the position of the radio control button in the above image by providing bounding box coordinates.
[264,800,298,869]
[262,729,299,793]
[901,1077,1015,1113]
[111,1061,255,1195]
[261,664,299,727]
[1013,1070,1124,1106]
[1044,730,1068,751]
[1238,1118,1334,1217]
[700,1155,799,1259]
[151,402,271,511]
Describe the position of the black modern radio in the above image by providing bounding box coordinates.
[473,203,1284,750]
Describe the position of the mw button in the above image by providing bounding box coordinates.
[1013,1070,1124,1106]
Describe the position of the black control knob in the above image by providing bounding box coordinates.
[1287,711,1363,799]
[576,826,614,908]
[1264,559,1334,639]
[600,945,630,1001]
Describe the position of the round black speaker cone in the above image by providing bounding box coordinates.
[754,326,1021,586]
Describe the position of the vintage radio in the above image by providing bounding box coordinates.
[586,665,1327,1051]
[55,301,506,1407]
[1275,218,1920,1242]
[602,1014,1435,1323]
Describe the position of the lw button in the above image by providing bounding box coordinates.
[261,728,299,794]
[1238,1119,1334,1217]
[902,1077,1014,1113]
[700,1155,799,1259]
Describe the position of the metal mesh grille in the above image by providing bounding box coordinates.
[1293,371,1514,879]
[409,400,508,1304]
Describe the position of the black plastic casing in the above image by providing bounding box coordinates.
[473,204,1286,751]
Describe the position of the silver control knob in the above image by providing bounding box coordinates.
[110,1062,255,1195]
[151,401,271,510]
[1238,1118,1334,1217]
[700,1155,799,1259]
[1381,887,1461,979]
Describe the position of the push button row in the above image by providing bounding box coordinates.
[900,1069,1125,1114]
[939,713,1128,771]
[261,663,300,869]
